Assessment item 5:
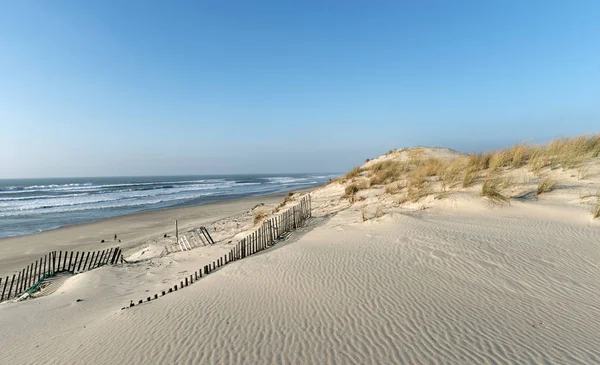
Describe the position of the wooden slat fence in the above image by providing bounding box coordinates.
[0,247,123,303]
[127,194,312,309]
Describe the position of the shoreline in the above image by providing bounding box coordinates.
[0,185,319,277]
[0,186,319,241]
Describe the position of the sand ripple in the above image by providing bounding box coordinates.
[2,211,600,364]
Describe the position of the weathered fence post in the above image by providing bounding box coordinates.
[7,274,16,300]
[68,252,74,272]
[1,276,7,301]
[88,252,96,270]
[19,268,25,293]
[62,251,68,272]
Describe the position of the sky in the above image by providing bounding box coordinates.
[0,1,599,178]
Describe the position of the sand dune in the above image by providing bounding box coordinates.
[2,194,600,364]
[1,142,600,364]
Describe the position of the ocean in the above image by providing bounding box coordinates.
[0,174,336,239]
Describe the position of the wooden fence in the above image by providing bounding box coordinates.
[1,247,123,303]
[127,194,312,308]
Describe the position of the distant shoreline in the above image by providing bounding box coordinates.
[0,173,336,240]
[0,184,321,241]
[0,184,320,276]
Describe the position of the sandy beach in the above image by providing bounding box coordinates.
[1,143,600,364]
[0,192,294,278]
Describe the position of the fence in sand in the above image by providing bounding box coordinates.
[0,247,123,302]
[126,194,312,309]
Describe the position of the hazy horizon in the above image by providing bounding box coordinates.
[1,1,598,179]
[0,172,341,180]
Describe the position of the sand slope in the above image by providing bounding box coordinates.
[1,203,599,364]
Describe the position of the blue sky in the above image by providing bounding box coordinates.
[1,1,598,178]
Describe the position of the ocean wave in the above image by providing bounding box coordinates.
[0,175,333,236]
[265,177,310,184]
[0,179,227,194]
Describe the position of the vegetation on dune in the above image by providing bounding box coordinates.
[336,134,599,212]
[343,180,369,203]
[253,210,267,225]
[344,166,362,180]
[276,192,294,211]
[592,189,600,219]
[536,177,558,196]
[481,178,510,204]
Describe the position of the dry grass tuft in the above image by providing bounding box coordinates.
[344,166,362,180]
[578,165,592,180]
[440,157,466,191]
[384,181,406,195]
[591,189,600,219]
[369,160,410,185]
[489,150,509,171]
[467,153,491,171]
[375,205,384,218]
[481,178,509,204]
[462,168,478,188]
[276,192,294,211]
[536,177,558,196]
[253,210,267,225]
[343,184,359,202]
[343,180,369,203]
[510,143,527,168]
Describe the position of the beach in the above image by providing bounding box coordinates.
[0,191,290,278]
[0,182,599,364]
[1,144,600,364]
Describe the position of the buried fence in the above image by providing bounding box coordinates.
[127,194,312,309]
[177,226,215,251]
[0,247,123,303]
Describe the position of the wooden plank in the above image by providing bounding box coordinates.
[112,247,120,264]
[72,252,79,272]
[1,276,8,301]
[113,248,121,264]
[14,271,22,297]
[91,251,100,269]
[33,260,38,285]
[63,251,68,272]
[24,264,31,290]
[68,251,74,272]
[203,227,215,245]
[63,251,69,271]
[98,250,106,266]
[109,248,116,264]
[92,250,102,268]
[82,252,91,271]
[20,268,26,293]
[105,248,114,265]
[87,252,96,270]
[77,252,84,272]
[7,274,16,300]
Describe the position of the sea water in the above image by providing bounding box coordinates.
[0,174,336,238]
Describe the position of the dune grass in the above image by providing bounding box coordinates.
[338,134,599,205]
[253,210,267,225]
[275,192,295,211]
[536,177,558,196]
[343,180,369,202]
[344,166,362,180]
[462,168,478,187]
[481,178,509,204]
[384,182,405,195]
[592,189,600,219]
